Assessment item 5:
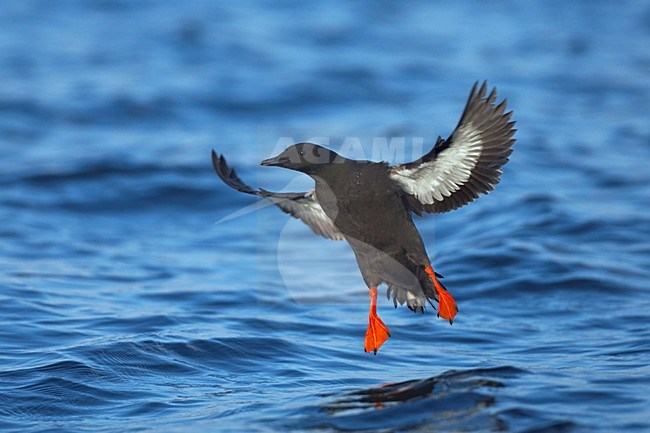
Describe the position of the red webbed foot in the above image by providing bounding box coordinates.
[364,287,390,354]
[424,265,458,324]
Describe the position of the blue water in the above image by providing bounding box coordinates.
[1,1,649,432]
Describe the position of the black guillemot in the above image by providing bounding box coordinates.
[212,82,516,354]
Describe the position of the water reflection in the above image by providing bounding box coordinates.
[318,367,524,432]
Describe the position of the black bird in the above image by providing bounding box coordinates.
[212,82,516,354]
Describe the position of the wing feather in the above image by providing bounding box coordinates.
[389,81,517,214]
[211,150,344,241]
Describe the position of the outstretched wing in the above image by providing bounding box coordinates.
[389,81,517,215]
[211,150,344,241]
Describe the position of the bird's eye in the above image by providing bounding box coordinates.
[299,150,306,156]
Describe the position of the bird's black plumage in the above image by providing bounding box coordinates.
[212,82,516,315]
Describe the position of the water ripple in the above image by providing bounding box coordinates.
[0,1,649,432]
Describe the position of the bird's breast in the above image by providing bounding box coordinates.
[314,171,412,246]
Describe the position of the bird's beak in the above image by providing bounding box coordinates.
[260,155,290,167]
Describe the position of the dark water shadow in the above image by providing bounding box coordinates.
[303,366,527,432]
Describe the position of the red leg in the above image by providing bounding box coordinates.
[364,287,390,354]
[424,266,458,324]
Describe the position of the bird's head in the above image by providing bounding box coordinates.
[260,143,342,173]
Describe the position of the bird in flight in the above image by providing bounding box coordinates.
[212,82,516,354]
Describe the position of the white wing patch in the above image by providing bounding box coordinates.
[390,122,482,205]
